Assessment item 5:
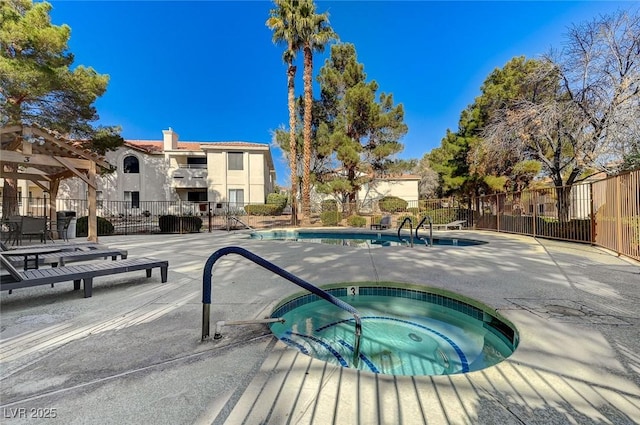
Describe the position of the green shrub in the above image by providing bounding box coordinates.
[75,216,114,237]
[422,208,458,224]
[266,193,288,210]
[396,214,417,227]
[182,216,202,232]
[321,199,338,211]
[379,196,408,213]
[244,204,280,216]
[347,215,366,228]
[407,207,419,215]
[158,215,202,233]
[320,211,340,226]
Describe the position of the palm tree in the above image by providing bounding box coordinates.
[267,0,302,225]
[297,0,337,223]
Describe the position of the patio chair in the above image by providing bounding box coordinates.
[0,253,168,298]
[370,215,392,230]
[18,216,49,244]
[432,220,466,230]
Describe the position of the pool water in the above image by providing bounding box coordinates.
[251,230,487,247]
[270,288,517,376]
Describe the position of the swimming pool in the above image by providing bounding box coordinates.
[270,283,517,376]
[251,230,487,247]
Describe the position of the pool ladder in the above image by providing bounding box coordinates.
[397,216,434,248]
[415,216,434,247]
[201,246,363,368]
[397,217,414,247]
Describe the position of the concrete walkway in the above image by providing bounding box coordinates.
[1,230,639,424]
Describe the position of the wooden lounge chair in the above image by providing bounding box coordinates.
[1,241,103,252]
[432,220,466,230]
[0,253,168,298]
[370,215,392,230]
[3,246,128,268]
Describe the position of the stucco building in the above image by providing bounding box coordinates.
[55,128,276,213]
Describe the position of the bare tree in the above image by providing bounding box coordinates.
[555,9,640,172]
[483,9,640,221]
[415,155,439,199]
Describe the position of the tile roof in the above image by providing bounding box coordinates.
[124,140,269,153]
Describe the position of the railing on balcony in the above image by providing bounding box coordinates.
[177,163,207,169]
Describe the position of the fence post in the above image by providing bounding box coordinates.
[226,203,230,232]
[533,189,538,237]
[208,201,212,232]
[589,182,595,245]
[495,194,500,232]
[615,175,622,255]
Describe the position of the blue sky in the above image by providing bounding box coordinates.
[48,0,633,186]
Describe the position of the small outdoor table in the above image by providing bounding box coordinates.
[2,247,62,270]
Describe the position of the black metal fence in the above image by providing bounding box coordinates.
[472,183,593,243]
[2,171,638,262]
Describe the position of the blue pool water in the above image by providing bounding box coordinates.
[270,285,517,376]
[251,230,487,247]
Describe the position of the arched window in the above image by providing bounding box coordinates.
[123,155,139,173]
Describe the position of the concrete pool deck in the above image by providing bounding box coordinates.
[1,229,639,424]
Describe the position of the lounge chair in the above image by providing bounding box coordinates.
[370,215,392,230]
[2,245,128,269]
[0,241,103,252]
[0,253,168,298]
[431,220,466,230]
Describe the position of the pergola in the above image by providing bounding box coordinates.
[0,125,114,242]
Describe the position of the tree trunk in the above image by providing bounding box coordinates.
[555,185,572,223]
[287,61,298,226]
[301,45,313,224]
[347,168,357,216]
[2,164,19,219]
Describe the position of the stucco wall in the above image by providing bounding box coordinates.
[360,179,419,203]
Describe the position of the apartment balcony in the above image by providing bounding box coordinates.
[171,167,208,188]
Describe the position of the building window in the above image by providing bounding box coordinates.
[124,191,140,208]
[187,191,207,202]
[228,189,244,208]
[228,152,243,170]
[85,190,104,208]
[187,157,207,168]
[123,155,140,173]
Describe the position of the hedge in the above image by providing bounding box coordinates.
[421,208,459,224]
[76,216,115,237]
[244,204,281,216]
[347,215,367,228]
[266,193,288,210]
[396,214,418,227]
[158,215,202,233]
[321,211,340,226]
[321,199,338,211]
[379,196,408,213]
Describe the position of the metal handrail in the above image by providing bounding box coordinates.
[201,246,362,367]
[416,216,433,247]
[397,217,414,247]
[227,216,253,231]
